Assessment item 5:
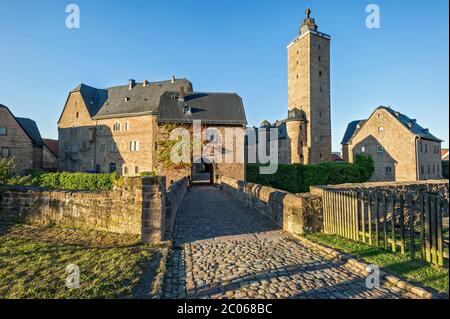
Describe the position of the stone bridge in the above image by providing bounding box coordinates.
[162,186,414,299]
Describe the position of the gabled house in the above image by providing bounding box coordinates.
[0,104,44,171]
[341,106,443,182]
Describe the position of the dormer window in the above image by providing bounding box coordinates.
[184,105,192,115]
[124,97,130,102]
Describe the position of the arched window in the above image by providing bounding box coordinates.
[109,162,116,173]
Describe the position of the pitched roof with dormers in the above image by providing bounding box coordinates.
[341,106,442,145]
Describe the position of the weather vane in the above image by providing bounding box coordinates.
[306,8,311,18]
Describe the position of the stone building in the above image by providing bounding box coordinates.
[0,104,44,172]
[57,77,247,184]
[251,8,332,165]
[341,106,443,182]
[42,139,58,171]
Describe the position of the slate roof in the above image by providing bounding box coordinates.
[341,120,365,145]
[341,106,442,145]
[69,78,193,119]
[381,106,442,142]
[43,139,59,157]
[157,92,247,126]
[251,121,288,141]
[15,117,44,147]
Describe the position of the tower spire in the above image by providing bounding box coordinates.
[299,7,318,34]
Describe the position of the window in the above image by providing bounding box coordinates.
[377,145,384,153]
[318,56,321,62]
[421,165,424,175]
[320,136,324,145]
[130,140,139,152]
[420,142,423,152]
[425,144,428,153]
[296,74,299,80]
[113,122,121,132]
[125,122,129,131]
[71,144,78,153]
[100,144,106,152]
[109,162,116,173]
[378,127,384,133]
[97,125,104,133]
[386,166,393,174]
[110,143,117,153]
[1,148,10,158]
[319,111,322,118]
[361,146,366,153]
[135,166,139,174]
[318,44,321,50]
[319,71,322,76]
[0,127,7,135]
[76,112,79,118]
[124,166,128,175]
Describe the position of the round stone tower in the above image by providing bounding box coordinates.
[286,108,307,164]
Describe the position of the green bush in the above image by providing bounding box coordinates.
[246,155,374,194]
[0,159,15,185]
[443,161,449,179]
[30,172,118,191]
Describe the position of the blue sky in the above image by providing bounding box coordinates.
[0,0,448,151]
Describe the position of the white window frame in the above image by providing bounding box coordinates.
[113,122,121,132]
[125,122,129,131]
[130,140,140,152]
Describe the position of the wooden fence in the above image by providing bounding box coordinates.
[323,189,449,267]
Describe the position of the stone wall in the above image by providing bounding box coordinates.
[0,176,188,243]
[164,177,189,239]
[219,176,322,235]
[310,179,449,198]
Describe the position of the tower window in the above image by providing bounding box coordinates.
[318,44,321,50]
[297,60,299,65]
[318,56,321,62]
[386,166,393,174]
[319,71,322,76]
[320,86,323,92]
[76,112,79,118]
[378,127,384,133]
[296,74,299,80]
[135,166,139,174]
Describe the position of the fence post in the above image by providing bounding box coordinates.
[391,194,397,253]
[399,194,406,255]
[408,194,415,259]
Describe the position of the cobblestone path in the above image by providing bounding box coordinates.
[162,186,412,299]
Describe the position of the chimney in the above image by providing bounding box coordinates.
[143,80,149,87]
[178,87,185,102]
[171,75,176,83]
[128,79,136,90]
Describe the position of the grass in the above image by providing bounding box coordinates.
[0,223,166,299]
[306,233,449,295]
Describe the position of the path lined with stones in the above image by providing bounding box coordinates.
[162,186,413,299]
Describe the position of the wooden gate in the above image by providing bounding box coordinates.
[323,189,449,267]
